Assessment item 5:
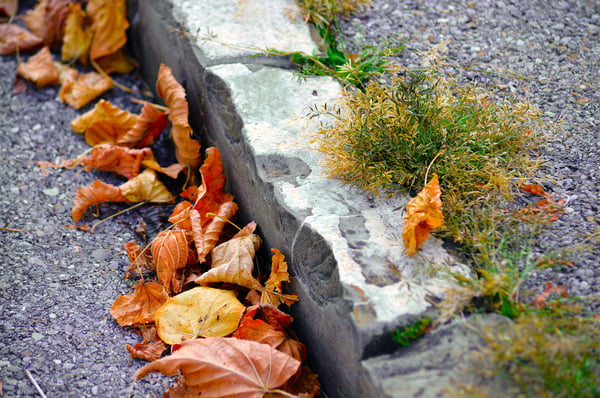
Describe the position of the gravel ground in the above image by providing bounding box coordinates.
[338,0,600,311]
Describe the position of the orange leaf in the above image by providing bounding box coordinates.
[94,48,135,74]
[126,340,166,362]
[532,282,567,309]
[151,229,189,294]
[0,0,17,17]
[21,0,48,40]
[0,24,43,55]
[16,46,60,88]
[110,281,169,327]
[200,147,226,200]
[87,0,129,61]
[519,183,547,197]
[168,200,193,231]
[261,249,299,307]
[59,70,114,109]
[191,201,239,263]
[134,337,300,397]
[71,99,138,146]
[402,174,444,256]
[61,3,92,65]
[193,228,263,291]
[74,144,151,179]
[123,240,154,279]
[117,101,169,148]
[156,63,202,170]
[71,179,127,222]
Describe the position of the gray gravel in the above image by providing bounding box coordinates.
[338,0,600,311]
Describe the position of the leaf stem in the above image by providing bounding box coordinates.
[90,201,147,233]
[131,98,170,112]
[268,388,299,398]
[91,58,133,93]
[205,212,242,231]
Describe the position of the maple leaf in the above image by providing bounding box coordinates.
[193,227,263,291]
[110,281,169,327]
[87,0,129,61]
[156,63,202,170]
[0,24,43,55]
[0,0,17,17]
[154,287,246,344]
[59,70,114,109]
[126,340,167,362]
[151,229,189,294]
[72,179,127,222]
[71,99,138,146]
[117,101,170,148]
[44,0,72,50]
[21,0,48,41]
[61,3,92,65]
[261,249,299,307]
[402,174,444,256]
[134,337,300,397]
[532,282,567,309]
[16,46,60,88]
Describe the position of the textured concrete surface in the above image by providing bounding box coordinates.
[127,0,474,396]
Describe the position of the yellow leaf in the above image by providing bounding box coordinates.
[71,99,138,146]
[118,169,175,203]
[261,249,299,307]
[155,287,246,344]
[61,3,92,65]
[59,70,114,109]
[402,174,444,256]
[87,0,129,61]
[17,46,60,88]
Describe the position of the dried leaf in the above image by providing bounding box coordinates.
[0,0,17,17]
[87,0,129,61]
[151,229,189,294]
[72,179,126,222]
[117,101,169,148]
[532,282,567,308]
[126,340,166,362]
[44,0,72,50]
[94,48,134,74]
[118,169,175,204]
[73,144,151,179]
[59,70,114,109]
[402,174,444,256]
[191,201,239,263]
[194,231,263,291]
[21,0,48,41]
[282,364,321,398]
[168,200,193,231]
[61,3,92,65]
[200,147,226,199]
[71,99,138,146]
[0,24,43,55]
[17,46,60,88]
[520,183,547,197]
[110,282,169,327]
[261,249,299,307]
[156,63,202,170]
[134,337,300,397]
[123,240,154,279]
[154,287,246,344]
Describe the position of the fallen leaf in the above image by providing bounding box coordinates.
[519,183,547,197]
[261,249,299,307]
[59,70,114,109]
[87,0,129,61]
[154,287,246,344]
[94,48,135,74]
[61,3,92,65]
[402,174,444,256]
[21,0,48,40]
[282,364,321,398]
[134,337,300,397]
[69,144,152,180]
[193,230,263,291]
[123,240,154,279]
[71,99,138,146]
[110,281,169,327]
[72,179,127,222]
[0,24,43,55]
[119,169,175,204]
[168,200,193,231]
[16,46,60,88]
[532,281,567,308]
[0,0,17,17]
[191,201,239,263]
[126,340,166,362]
[117,101,169,148]
[156,63,202,170]
[44,0,72,50]
[151,229,189,294]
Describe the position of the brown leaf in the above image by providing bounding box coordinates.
[94,48,134,74]
[123,240,154,279]
[59,70,114,109]
[16,46,60,88]
[0,24,43,55]
[110,282,169,327]
[134,337,300,397]
[72,144,151,179]
[194,230,263,291]
[402,174,444,256]
[191,201,239,263]
[21,0,48,40]
[117,101,169,148]
[154,287,246,344]
[72,179,127,222]
[261,249,299,307]
[71,99,138,146]
[168,200,193,231]
[44,0,72,50]
[282,364,321,398]
[87,0,129,61]
[118,169,175,204]
[61,3,92,65]
[156,63,202,170]
[151,229,189,294]
[126,340,166,362]
[0,0,17,17]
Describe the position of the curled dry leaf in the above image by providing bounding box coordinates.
[134,337,300,397]
[0,0,18,17]
[0,24,43,55]
[87,0,129,61]
[402,174,444,256]
[110,281,169,327]
[261,249,299,307]
[156,63,202,170]
[71,99,138,146]
[168,200,193,231]
[151,229,189,294]
[194,229,263,291]
[191,201,239,263]
[117,101,169,148]
[72,179,126,222]
[61,3,92,65]
[119,169,175,204]
[16,46,60,88]
[519,183,547,197]
[123,240,154,279]
[21,0,48,39]
[59,70,114,109]
[44,0,72,50]
[126,340,167,362]
[154,287,246,344]
[94,48,135,75]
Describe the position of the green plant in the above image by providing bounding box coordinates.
[297,0,372,25]
[391,317,432,346]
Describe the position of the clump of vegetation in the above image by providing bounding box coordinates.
[391,317,432,346]
[297,0,372,25]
